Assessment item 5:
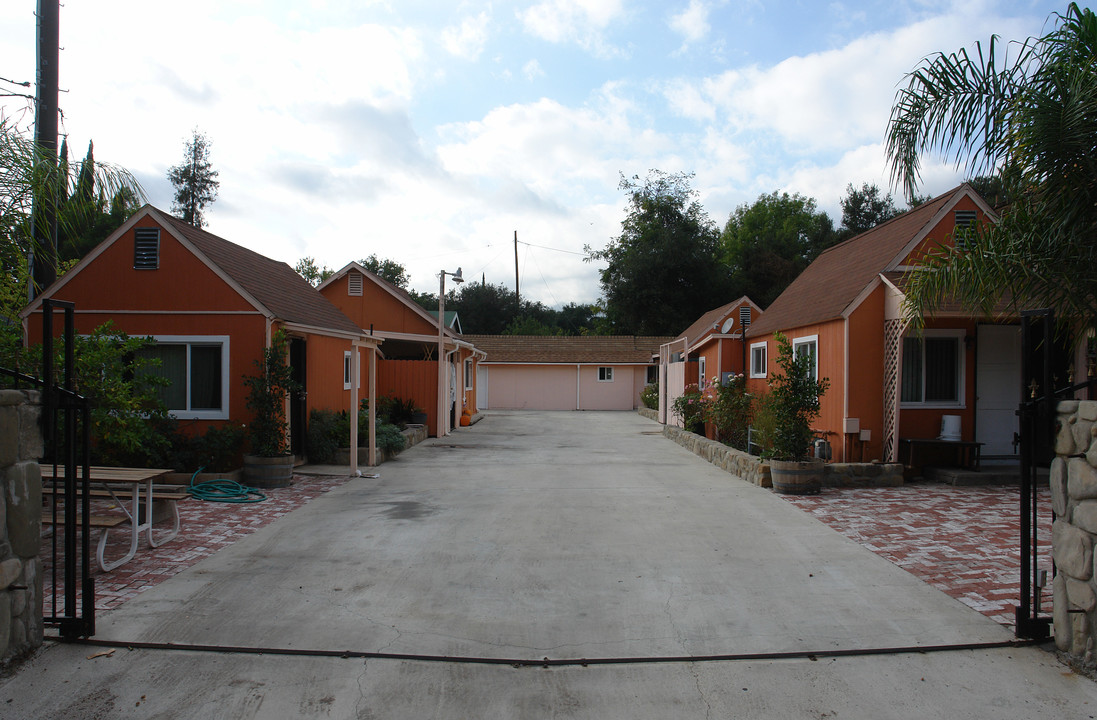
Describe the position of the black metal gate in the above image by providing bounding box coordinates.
[1015,309,1093,639]
[1,299,95,638]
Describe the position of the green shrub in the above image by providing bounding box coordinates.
[702,374,752,451]
[671,384,705,434]
[377,422,408,455]
[306,409,344,464]
[640,383,658,410]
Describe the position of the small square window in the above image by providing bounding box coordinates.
[598,367,614,382]
[750,342,767,379]
[464,358,473,390]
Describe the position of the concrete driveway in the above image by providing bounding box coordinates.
[3,411,1095,718]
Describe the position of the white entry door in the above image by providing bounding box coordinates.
[976,324,1021,457]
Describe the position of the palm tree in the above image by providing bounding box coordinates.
[885,3,1097,328]
[0,117,144,307]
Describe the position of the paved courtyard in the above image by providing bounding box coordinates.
[45,467,1050,630]
[10,411,1089,719]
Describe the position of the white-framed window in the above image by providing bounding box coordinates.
[901,330,965,406]
[343,351,353,390]
[698,356,707,387]
[598,367,614,382]
[792,335,819,380]
[464,358,473,390]
[135,335,230,420]
[750,341,767,378]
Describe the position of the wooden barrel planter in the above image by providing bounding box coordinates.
[769,458,824,495]
[243,454,295,488]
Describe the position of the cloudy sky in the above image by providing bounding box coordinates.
[0,0,1066,306]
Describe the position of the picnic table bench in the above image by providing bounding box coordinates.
[40,466,182,571]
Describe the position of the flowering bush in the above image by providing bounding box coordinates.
[702,373,752,450]
[640,382,659,410]
[670,383,705,434]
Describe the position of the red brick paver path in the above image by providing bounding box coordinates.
[42,474,352,614]
[781,483,1053,627]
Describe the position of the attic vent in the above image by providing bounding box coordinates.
[955,210,977,229]
[133,228,160,270]
[739,306,751,327]
[348,272,363,296]
[954,210,978,249]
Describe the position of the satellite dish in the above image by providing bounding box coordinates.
[720,318,735,334]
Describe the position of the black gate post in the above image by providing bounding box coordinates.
[1016,309,1053,639]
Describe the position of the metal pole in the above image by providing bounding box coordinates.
[31,0,60,298]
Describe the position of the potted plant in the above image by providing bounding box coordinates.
[242,329,300,487]
[765,332,830,494]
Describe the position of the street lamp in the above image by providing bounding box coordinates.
[438,267,463,436]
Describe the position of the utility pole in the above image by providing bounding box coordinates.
[514,230,520,318]
[30,0,60,299]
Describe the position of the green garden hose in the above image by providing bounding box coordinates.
[187,468,267,503]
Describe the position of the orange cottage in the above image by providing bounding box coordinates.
[744,183,1046,464]
[21,206,384,464]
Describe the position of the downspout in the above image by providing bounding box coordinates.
[368,344,377,466]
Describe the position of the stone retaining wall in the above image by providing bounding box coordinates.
[1052,400,1097,660]
[637,407,658,422]
[0,390,43,666]
[663,425,772,487]
[334,423,430,466]
[662,425,903,489]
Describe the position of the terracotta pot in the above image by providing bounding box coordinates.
[769,458,824,495]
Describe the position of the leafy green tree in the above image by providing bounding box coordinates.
[359,254,410,289]
[449,281,516,334]
[57,140,142,264]
[168,129,219,228]
[838,182,901,240]
[17,323,171,465]
[720,191,836,308]
[504,315,562,336]
[294,257,334,287]
[886,3,1097,327]
[586,170,732,335]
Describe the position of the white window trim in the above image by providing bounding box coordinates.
[464,358,473,390]
[343,351,353,390]
[598,366,614,382]
[749,341,768,379]
[899,329,966,409]
[792,335,819,381]
[698,356,707,387]
[146,335,231,420]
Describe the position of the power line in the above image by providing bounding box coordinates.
[517,239,587,256]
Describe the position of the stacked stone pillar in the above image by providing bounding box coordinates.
[0,389,43,665]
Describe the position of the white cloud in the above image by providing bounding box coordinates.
[518,0,627,57]
[442,11,492,60]
[670,0,711,46]
[523,59,546,81]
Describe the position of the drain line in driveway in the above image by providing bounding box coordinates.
[50,636,1042,668]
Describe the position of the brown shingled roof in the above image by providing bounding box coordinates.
[746,189,960,337]
[465,335,672,364]
[673,296,759,348]
[159,211,364,337]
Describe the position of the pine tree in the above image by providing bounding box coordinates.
[168,129,219,228]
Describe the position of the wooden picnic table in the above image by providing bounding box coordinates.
[41,466,180,571]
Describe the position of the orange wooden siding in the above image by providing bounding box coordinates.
[377,359,439,435]
[845,285,886,460]
[321,272,437,336]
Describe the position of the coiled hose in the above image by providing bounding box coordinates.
[187,467,267,503]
